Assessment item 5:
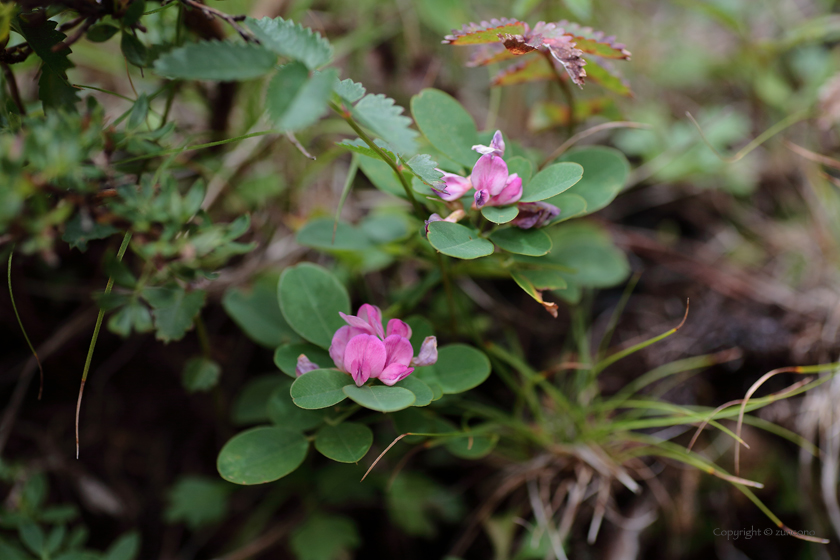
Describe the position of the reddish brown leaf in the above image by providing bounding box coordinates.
[442,18,527,45]
[585,58,633,96]
[556,20,631,59]
[466,43,517,67]
[491,56,554,86]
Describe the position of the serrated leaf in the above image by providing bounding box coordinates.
[334,77,366,105]
[142,286,206,342]
[107,302,153,337]
[153,41,277,81]
[511,271,559,317]
[402,154,443,186]
[492,56,554,87]
[352,94,418,155]
[337,138,396,162]
[443,18,527,45]
[585,58,632,96]
[558,20,631,59]
[266,63,336,131]
[17,18,79,111]
[466,43,517,66]
[62,213,118,251]
[245,16,333,70]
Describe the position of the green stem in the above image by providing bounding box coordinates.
[195,315,211,357]
[8,249,43,399]
[76,232,132,459]
[329,101,425,218]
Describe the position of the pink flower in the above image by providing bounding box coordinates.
[430,130,520,209]
[297,304,439,387]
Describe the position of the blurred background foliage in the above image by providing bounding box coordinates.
[1,0,840,559]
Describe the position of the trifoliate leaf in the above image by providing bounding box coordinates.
[142,285,206,342]
[245,16,333,70]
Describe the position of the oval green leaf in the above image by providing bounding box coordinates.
[217,427,309,485]
[506,156,533,187]
[274,343,334,379]
[481,205,519,224]
[342,385,416,412]
[427,221,494,260]
[411,89,478,169]
[296,218,372,252]
[548,193,588,223]
[393,376,434,407]
[520,162,583,202]
[290,369,353,409]
[314,422,374,463]
[278,263,350,348]
[231,375,287,426]
[553,147,629,214]
[489,227,552,256]
[267,380,326,430]
[222,275,300,348]
[435,344,491,394]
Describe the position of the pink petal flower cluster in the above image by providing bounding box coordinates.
[296,304,438,387]
[433,130,523,210]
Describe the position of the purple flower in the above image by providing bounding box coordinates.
[511,201,561,229]
[296,304,439,387]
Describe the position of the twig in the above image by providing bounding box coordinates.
[785,141,840,170]
[1,63,25,115]
[286,131,315,160]
[181,0,255,42]
[52,18,94,52]
[361,433,409,481]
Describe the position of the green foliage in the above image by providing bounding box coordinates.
[426,222,495,259]
[520,162,583,202]
[551,147,629,214]
[245,17,334,70]
[142,285,206,342]
[342,385,417,412]
[481,206,520,224]
[411,88,478,168]
[165,477,231,530]
[217,427,310,485]
[489,228,553,256]
[314,423,374,463]
[222,275,300,348]
[267,378,327,430]
[181,357,221,392]
[352,94,419,155]
[289,514,360,560]
[278,264,350,349]
[16,17,79,111]
[266,64,338,131]
[153,41,277,81]
[290,369,353,409]
[387,473,465,537]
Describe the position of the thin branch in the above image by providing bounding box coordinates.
[541,121,651,168]
[286,131,315,160]
[181,0,256,42]
[52,18,94,52]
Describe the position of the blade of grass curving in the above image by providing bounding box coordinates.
[76,232,131,459]
[332,154,359,244]
[741,413,821,459]
[735,362,839,475]
[607,348,742,409]
[592,299,689,377]
[686,109,809,164]
[620,436,763,488]
[688,377,814,453]
[734,483,829,543]
[8,250,44,400]
[595,273,641,364]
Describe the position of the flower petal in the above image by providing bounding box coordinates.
[329,325,363,369]
[435,171,473,201]
[474,188,490,208]
[410,336,438,367]
[512,201,560,229]
[378,364,414,386]
[472,130,506,157]
[383,334,414,367]
[386,319,412,340]
[471,153,509,196]
[357,304,385,339]
[486,173,522,207]
[343,334,387,386]
[295,354,320,376]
